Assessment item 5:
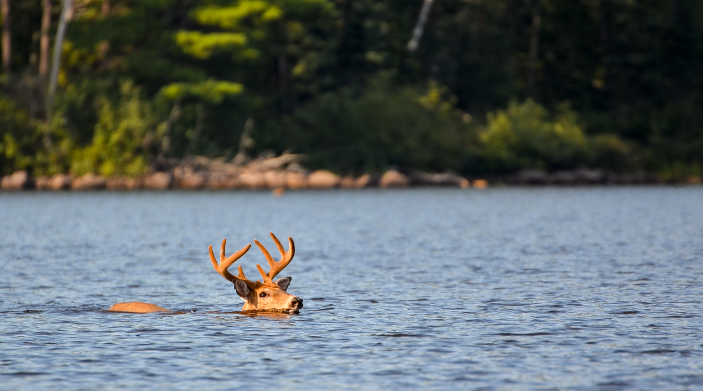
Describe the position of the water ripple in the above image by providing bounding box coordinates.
[1,187,702,389]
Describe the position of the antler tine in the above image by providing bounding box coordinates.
[209,239,251,283]
[253,232,295,284]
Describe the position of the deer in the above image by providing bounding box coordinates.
[108,232,304,314]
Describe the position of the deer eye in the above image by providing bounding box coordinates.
[259,292,267,298]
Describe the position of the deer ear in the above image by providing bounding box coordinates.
[275,277,292,291]
[234,280,250,300]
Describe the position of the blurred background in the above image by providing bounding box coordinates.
[0,0,701,181]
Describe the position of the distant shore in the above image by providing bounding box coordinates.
[1,154,700,192]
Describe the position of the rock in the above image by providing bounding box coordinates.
[231,152,251,166]
[125,177,142,190]
[248,153,301,172]
[177,172,207,189]
[339,176,357,188]
[285,171,308,189]
[34,176,50,190]
[106,177,142,190]
[550,170,576,185]
[685,176,702,185]
[1,171,31,190]
[263,171,287,189]
[472,179,488,189]
[106,177,127,190]
[379,170,410,187]
[47,174,73,190]
[308,170,340,188]
[409,171,469,187]
[573,168,605,184]
[143,172,173,190]
[206,172,238,189]
[515,169,548,185]
[237,171,267,189]
[286,162,309,174]
[71,173,107,190]
[355,174,374,188]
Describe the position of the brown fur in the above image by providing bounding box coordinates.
[109,233,302,314]
[108,302,169,313]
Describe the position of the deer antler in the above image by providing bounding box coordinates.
[209,239,259,288]
[254,232,295,285]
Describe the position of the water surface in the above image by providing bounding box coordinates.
[1,187,702,389]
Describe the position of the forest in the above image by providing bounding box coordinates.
[1,0,702,180]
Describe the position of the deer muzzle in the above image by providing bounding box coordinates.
[290,297,303,310]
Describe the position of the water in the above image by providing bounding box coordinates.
[1,187,702,390]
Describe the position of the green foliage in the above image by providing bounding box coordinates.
[264,77,473,174]
[70,82,163,177]
[480,100,590,171]
[0,99,39,176]
[193,2,284,28]
[2,0,702,178]
[159,80,244,104]
[175,31,248,59]
[591,134,636,173]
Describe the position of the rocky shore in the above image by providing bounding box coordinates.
[0,154,479,191]
[1,154,700,191]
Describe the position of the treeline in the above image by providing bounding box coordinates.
[1,0,702,179]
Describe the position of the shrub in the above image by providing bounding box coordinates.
[71,81,164,177]
[0,98,40,176]
[264,79,474,174]
[479,100,590,172]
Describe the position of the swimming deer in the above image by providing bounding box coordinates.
[108,233,303,314]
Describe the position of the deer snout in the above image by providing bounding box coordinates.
[290,297,303,309]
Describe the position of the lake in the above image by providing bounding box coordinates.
[1,187,702,390]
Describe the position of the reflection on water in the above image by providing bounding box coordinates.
[1,187,702,389]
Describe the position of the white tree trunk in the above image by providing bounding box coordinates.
[407,0,435,52]
[47,0,73,120]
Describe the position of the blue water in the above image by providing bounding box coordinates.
[1,187,702,390]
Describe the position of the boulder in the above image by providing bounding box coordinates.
[379,170,410,187]
[308,170,340,188]
[106,177,127,190]
[1,171,31,190]
[355,174,374,188]
[549,170,576,185]
[573,168,605,184]
[285,171,309,189]
[685,176,702,185]
[339,176,357,188]
[472,179,489,189]
[237,171,267,189]
[143,172,173,190]
[71,173,107,190]
[47,174,72,190]
[34,176,50,190]
[177,172,207,189]
[409,171,469,187]
[514,169,548,185]
[206,172,238,189]
[106,177,142,190]
[263,171,288,189]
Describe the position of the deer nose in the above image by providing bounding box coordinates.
[291,297,303,309]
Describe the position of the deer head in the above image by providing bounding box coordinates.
[209,232,303,313]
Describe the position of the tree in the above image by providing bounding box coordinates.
[1,0,10,75]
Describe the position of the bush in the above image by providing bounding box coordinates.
[71,81,164,177]
[263,79,475,174]
[479,100,591,172]
[0,98,40,176]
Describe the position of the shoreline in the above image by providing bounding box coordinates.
[2,155,701,192]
